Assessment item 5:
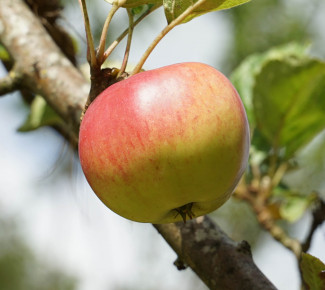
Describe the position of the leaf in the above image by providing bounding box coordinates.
[0,45,10,61]
[131,5,146,14]
[105,0,163,8]
[283,130,325,199]
[277,190,317,222]
[253,53,325,159]
[164,0,251,24]
[230,42,310,130]
[300,253,325,290]
[18,95,64,132]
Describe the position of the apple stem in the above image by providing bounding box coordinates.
[130,0,208,76]
[117,8,134,78]
[78,0,97,68]
[102,4,159,64]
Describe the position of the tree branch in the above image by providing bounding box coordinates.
[0,0,89,138]
[0,1,277,289]
[154,216,277,289]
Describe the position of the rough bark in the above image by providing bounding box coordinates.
[0,0,89,139]
[154,217,277,289]
[0,1,277,289]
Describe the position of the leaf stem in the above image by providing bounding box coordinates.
[131,0,208,75]
[78,0,97,68]
[117,8,134,77]
[271,162,288,188]
[102,4,159,63]
[97,3,120,66]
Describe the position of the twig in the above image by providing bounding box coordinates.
[0,68,23,96]
[239,186,302,259]
[256,204,302,258]
[237,156,302,258]
[302,199,325,252]
[131,0,208,75]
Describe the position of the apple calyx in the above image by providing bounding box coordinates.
[175,203,195,223]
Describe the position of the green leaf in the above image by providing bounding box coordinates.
[276,190,317,222]
[283,130,325,198]
[300,253,325,290]
[0,45,10,61]
[230,42,310,130]
[131,5,146,14]
[253,53,325,159]
[164,0,251,24]
[105,0,163,8]
[18,95,64,132]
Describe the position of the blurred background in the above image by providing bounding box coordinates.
[1,0,325,289]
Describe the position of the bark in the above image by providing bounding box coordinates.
[0,0,277,289]
[0,0,89,139]
[154,217,277,289]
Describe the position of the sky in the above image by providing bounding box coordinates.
[1,1,325,290]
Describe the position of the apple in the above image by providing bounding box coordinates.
[79,62,250,223]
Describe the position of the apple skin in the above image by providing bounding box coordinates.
[79,62,250,223]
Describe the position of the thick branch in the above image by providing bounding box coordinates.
[0,1,277,289]
[0,0,89,137]
[154,216,277,290]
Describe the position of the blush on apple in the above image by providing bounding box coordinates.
[79,62,250,223]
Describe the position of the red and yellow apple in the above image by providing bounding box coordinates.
[79,62,250,223]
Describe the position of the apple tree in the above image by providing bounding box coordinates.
[0,0,324,289]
